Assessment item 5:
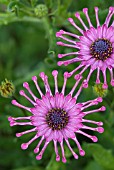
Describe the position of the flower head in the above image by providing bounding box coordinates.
[56,7,114,89]
[8,71,105,163]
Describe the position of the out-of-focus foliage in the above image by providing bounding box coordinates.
[0,0,114,170]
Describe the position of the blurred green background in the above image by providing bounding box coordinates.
[0,0,114,170]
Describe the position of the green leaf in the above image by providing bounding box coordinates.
[13,166,43,170]
[7,1,20,12]
[45,0,52,8]
[30,0,39,7]
[87,144,114,170]
[85,160,104,170]
[46,153,66,170]
[0,0,8,4]
[62,0,73,9]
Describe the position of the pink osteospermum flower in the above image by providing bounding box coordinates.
[8,71,105,163]
[56,7,114,89]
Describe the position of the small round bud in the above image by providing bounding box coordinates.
[93,83,108,97]
[56,41,64,46]
[23,82,29,88]
[58,54,63,58]
[64,72,69,78]
[83,80,88,88]
[52,70,58,76]
[32,76,37,81]
[97,127,104,133]
[97,97,103,103]
[74,74,81,80]
[36,154,42,160]
[94,7,99,12]
[16,133,22,137]
[83,8,88,13]
[57,61,63,66]
[98,121,103,126]
[56,32,62,37]
[80,150,85,156]
[21,143,28,150]
[101,106,106,111]
[56,155,60,161]
[34,148,39,153]
[68,18,73,23]
[34,4,48,18]
[0,79,15,98]
[75,12,80,18]
[91,136,98,142]
[8,116,13,122]
[39,72,45,80]
[111,80,114,86]
[109,7,114,12]
[102,83,108,89]
[62,157,66,163]
[73,153,78,159]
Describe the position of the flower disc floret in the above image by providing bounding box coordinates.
[90,38,113,61]
[46,108,69,130]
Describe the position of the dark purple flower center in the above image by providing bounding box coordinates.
[46,108,69,130]
[90,38,113,61]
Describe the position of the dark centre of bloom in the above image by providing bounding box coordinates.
[46,108,69,130]
[90,38,113,61]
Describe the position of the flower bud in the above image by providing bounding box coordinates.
[93,83,108,97]
[34,4,48,18]
[0,79,15,98]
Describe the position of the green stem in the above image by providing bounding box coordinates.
[19,8,34,16]
[46,154,55,170]
[18,1,34,11]
[42,17,56,52]
[0,13,42,26]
